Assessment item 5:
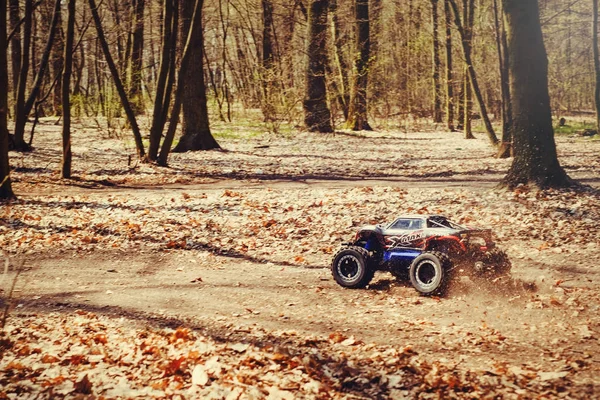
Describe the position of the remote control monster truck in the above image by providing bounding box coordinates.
[331,215,510,296]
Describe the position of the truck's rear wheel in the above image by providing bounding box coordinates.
[331,246,375,289]
[409,251,451,296]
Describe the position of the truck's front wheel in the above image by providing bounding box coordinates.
[331,246,375,289]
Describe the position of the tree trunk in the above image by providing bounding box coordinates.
[159,0,210,164]
[593,0,600,133]
[431,0,443,123]
[501,0,572,189]
[110,0,126,76]
[148,0,178,161]
[444,0,454,131]
[17,0,61,144]
[346,0,372,131]
[12,0,33,151]
[493,0,513,158]
[88,0,145,158]
[456,76,464,130]
[0,0,15,199]
[261,0,276,121]
[62,0,75,179]
[369,0,383,101]
[8,0,20,104]
[172,0,220,152]
[51,8,64,116]
[303,0,333,133]
[329,0,350,120]
[128,0,145,115]
[463,0,473,139]
[449,0,498,145]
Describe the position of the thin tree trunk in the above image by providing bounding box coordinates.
[51,9,64,116]
[1,0,15,199]
[329,0,349,120]
[12,0,33,151]
[444,0,454,131]
[148,0,177,161]
[346,0,372,131]
[30,6,38,86]
[110,0,125,75]
[369,0,383,101]
[449,0,499,145]
[494,0,513,158]
[593,0,600,133]
[431,0,443,123]
[463,0,473,139]
[128,0,145,115]
[501,0,571,188]
[88,0,145,158]
[456,76,464,130]
[172,0,219,152]
[261,0,276,121]
[281,0,301,90]
[8,0,20,104]
[304,0,333,133]
[62,0,75,179]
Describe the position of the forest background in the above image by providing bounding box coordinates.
[1,0,599,179]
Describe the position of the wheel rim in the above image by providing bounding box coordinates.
[336,254,361,283]
[415,260,438,289]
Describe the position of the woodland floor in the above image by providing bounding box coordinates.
[1,118,600,399]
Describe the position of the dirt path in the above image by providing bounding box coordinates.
[11,246,600,392]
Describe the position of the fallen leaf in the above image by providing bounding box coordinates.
[191,365,209,387]
[74,374,93,394]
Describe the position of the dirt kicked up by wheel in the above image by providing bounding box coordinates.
[330,214,511,296]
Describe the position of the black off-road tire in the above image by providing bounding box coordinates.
[409,251,452,296]
[331,246,375,289]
